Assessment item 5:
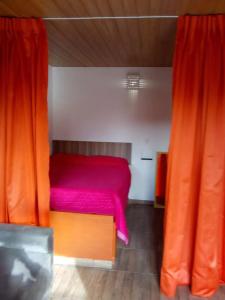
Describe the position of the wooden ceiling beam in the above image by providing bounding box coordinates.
[0,0,224,18]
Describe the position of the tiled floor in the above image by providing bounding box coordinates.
[51,204,225,300]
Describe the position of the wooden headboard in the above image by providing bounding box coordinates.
[52,140,132,164]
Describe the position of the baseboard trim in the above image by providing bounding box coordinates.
[128,199,154,205]
[54,255,113,269]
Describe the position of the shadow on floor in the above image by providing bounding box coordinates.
[0,224,53,300]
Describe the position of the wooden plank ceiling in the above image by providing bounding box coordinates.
[0,0,225,67]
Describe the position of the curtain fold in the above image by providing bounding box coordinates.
[161,15,225,297]
[0,18,49,226]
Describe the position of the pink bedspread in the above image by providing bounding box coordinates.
[50,153,131,244]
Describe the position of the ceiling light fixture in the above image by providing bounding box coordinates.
[126,73,141,90]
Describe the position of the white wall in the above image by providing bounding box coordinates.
[48,66,53,142]
[50,67,172,201]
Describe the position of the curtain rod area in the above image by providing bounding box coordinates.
[43,15,179,20]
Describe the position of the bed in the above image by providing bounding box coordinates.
[49,140,132,265]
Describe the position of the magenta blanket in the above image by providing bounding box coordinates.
[50,153,131,244]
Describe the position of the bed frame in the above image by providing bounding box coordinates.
[50,140,132,266]
[154,152,168,208]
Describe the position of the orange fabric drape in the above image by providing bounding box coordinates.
[161,15,225,297]
[0,18,49,226]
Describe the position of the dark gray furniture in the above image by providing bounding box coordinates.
[0,224,53,300]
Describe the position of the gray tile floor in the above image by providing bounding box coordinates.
[51,205,225,300]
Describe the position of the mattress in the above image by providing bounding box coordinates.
[50,153,131,244]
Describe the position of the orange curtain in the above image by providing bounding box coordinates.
[0,18,49,226]
[161,15,225,297]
